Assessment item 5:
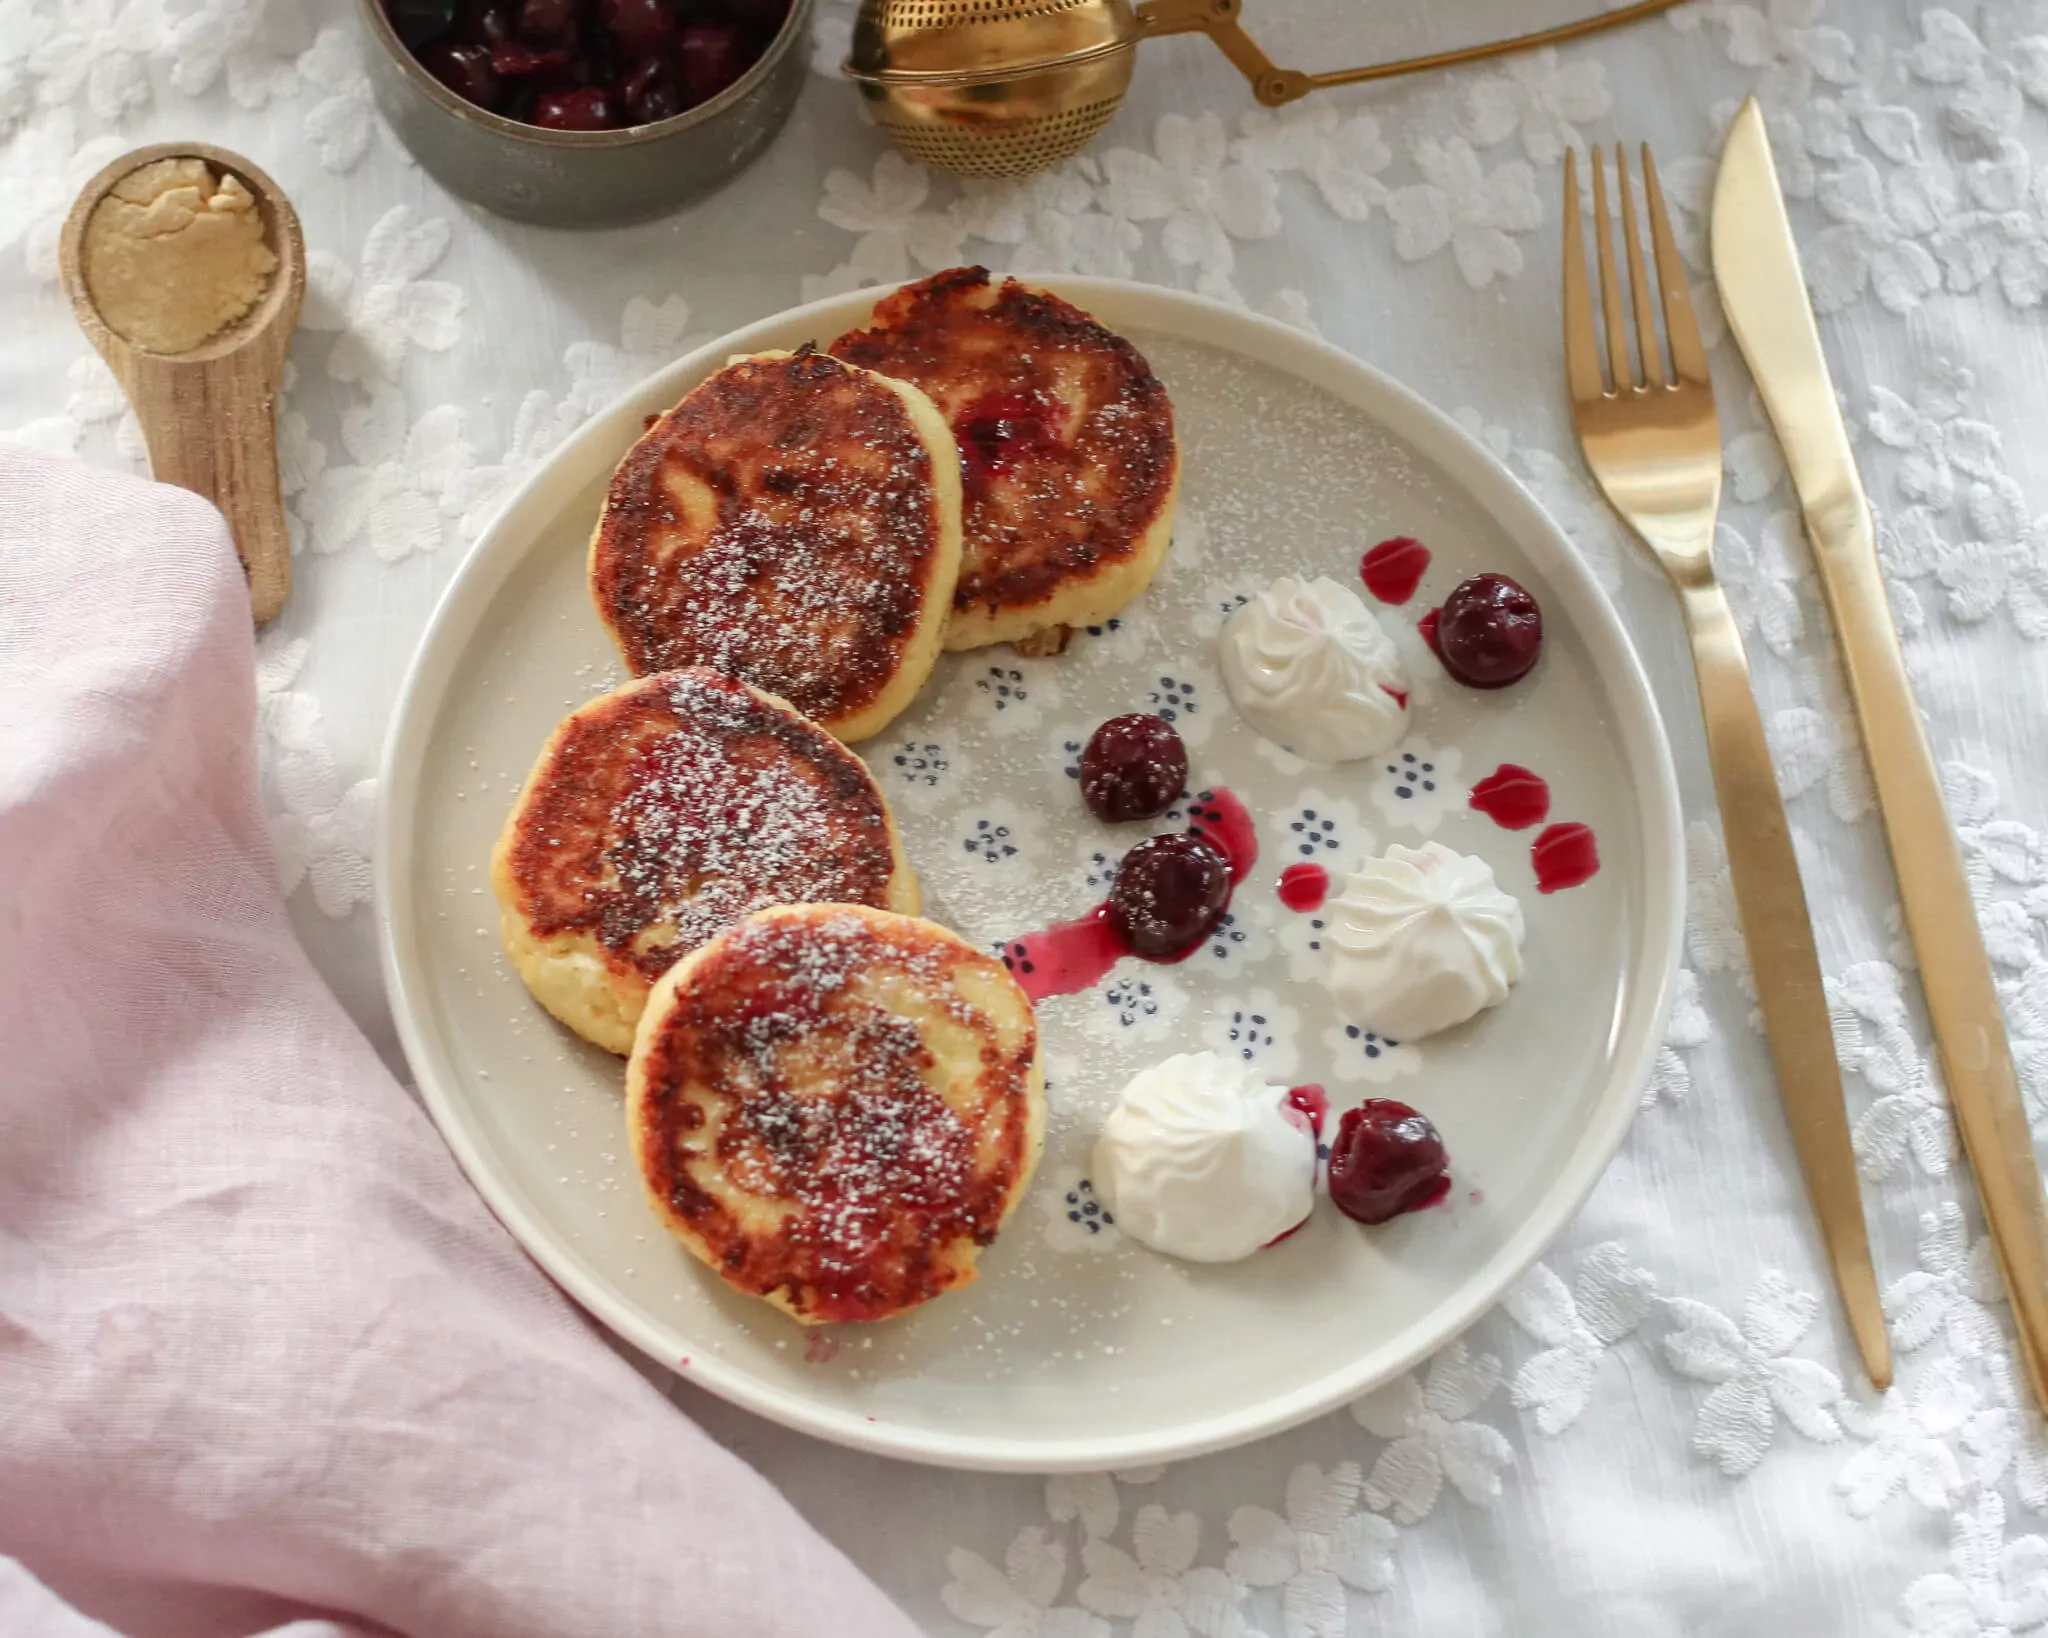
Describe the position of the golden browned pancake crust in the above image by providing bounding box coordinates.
[828,267,1177,642]
[590,347,958,734]
[498,669,908,994]
[631,906,1040,1324]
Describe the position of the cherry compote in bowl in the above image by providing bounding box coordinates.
[356,0,813,227]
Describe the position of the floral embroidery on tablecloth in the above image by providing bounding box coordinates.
[1505,1242,1659,1435]
[1837,1357,1977,1517]
[1830,959,1955,1181]
[1662,1271,1846,1476]
[1644,967,1711,1108]
[304,383,472,561]
[253,633,374,918]
[1889,1202,2006,1362]
[304,206,467,386]
[1077,1505,1259,1638]
[297,23,376,173]
[1223,1462,1395,1638]
[1350,1340,1515,1523]
[944,1528,1111,1638]
[1900,1489,2048,1636]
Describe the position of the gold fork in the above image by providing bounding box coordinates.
[1563,144,1890,1389]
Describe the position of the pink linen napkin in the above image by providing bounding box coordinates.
[0,446,920,1638]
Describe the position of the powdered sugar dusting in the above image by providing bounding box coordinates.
[640,908,1034,1322]
[506,669,900,982]
[594,349,948,728]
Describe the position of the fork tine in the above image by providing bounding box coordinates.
[1589,147,1632,391]
[1615,144,1666,390]
[1562,149,1604,405]
[1641,144,1709,384]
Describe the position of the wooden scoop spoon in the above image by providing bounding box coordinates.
[59,142,306,626]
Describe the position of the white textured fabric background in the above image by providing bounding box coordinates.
[4,1,2048,1633]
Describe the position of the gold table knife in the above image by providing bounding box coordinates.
[1713,96,2048,1413]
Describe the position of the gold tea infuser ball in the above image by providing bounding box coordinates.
[845,0,1687,179]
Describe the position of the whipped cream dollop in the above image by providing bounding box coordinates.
[1219,575,1409,763]
[1325,842,1525,1040]
[1092,1052,1316,1263]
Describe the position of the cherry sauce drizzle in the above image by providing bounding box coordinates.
[1001,787,1258,1003]
[1468,764,1551,831]
[1360,536,1431,604]
[1532,822,1601,893]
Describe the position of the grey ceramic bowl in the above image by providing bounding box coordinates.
[354,0,814,228]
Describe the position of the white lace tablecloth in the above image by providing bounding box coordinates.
[8,1,2048,1632]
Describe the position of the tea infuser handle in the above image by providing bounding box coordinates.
[1134,0,1690,106]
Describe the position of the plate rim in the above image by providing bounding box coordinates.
[376,275,1684,1473]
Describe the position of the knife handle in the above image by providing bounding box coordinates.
[1814,501,2048,1411]
[1679,578,1892,1388]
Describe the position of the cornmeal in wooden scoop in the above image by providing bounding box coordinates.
[82,157,277,356]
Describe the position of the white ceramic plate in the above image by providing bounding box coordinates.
[377,279,1683,1473]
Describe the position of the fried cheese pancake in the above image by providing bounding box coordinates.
[492,668,919,1055]
[627,903,1044,1325]
[828,268,1179,652]
[589,347,963,741]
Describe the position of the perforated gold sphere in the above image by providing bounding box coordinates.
[845,0,1142,178]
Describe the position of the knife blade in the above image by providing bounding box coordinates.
[1713,94,2048,1413]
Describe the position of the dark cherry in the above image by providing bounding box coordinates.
[532,85,623,128]
[1080,713,1187,823]
[602,0,679,55]
[1106,833,1230,959]
[386,0,460,48]
[420,38,502,107]
[1435,572,1543,689]
[517,0,578,44]
[489,40,571,75]
[1327,1101,1450,1225]
[622,55,686,122]
[464,0,518,45]
[717,0,790,28]
[677,21,750,102]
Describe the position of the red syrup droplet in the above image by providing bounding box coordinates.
[1532,822,1601,893]
[1001,786,1258,999]
[1469,764,1551,831]
[1414,1175,1453,1211]
[1361,536,1431,604]
[1418,606,1442,657]
[1187,786,1258,883]
[1002,909,1124,1004]
[1278,862,1330,912]
[1382,684,1408,708]
[1285,1084,1329,1137]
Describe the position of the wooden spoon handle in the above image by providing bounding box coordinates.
[128,355,292,625]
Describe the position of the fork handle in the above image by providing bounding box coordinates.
[1679,580,1892,1388]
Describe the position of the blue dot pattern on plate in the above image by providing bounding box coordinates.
[1289,807,1343,858]
[978,667,1029,711]
[891,741,948,788]
[1061,738,1084,779]
[1307,915,1325,955]
[1146,675,1200,725]
[1103,975,1166,1027]
[963,817,1018,863]
[1342,1022,1402,1059]
[1083,616,1126,639]
[1065,1178,1115,1232]
[1206,910,1248,961]
[1221,1008,1280,1061]
[1384,750,1438,800]
[1081,850,1120,894]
